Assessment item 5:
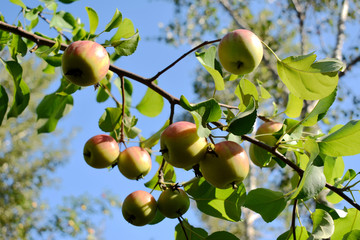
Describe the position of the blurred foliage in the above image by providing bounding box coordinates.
[0,55,120,239]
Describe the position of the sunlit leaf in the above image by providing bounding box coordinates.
[277,53,340,100]
[104,9,122,32]
[111,18,135,42]
[85,7,99,34]
[277,226,309,240]
[311,209,334,239]
[144,156,176,191]
[136,81,164,117]
[113,31,140,56]
[196,46,224,91]
[319,120,360,156]
[175,219,208,240]
[285,93,303,118]
[185,178,246,222]
[332,208,360,240]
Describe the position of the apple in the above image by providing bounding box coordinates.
[249,121,283,167]
[83,134,120,169]
[199,141,249,189]
[61,40,110,86]
[157,188,190,219]
[218,29,263,75]
[160,121,208,170]
[122,190,157,226]
[118,146,152,180]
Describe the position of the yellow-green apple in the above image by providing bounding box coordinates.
[249,121,283,167]
[160,121,208,170]
[157,188,190,219]
[218,29,263,75]
[200,141,249,189]
[61,40,110,86]
[118,146,152,180]
[122,190,157,226]
[83,134,119,169]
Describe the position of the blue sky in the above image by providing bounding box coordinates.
[2,1,360,239]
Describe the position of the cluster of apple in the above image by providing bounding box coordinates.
[63,28,281,227]
[82,133,191,226]
[83,134,152,179]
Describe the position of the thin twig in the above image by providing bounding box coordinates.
[148,39,221,81]
[120,75,126,143]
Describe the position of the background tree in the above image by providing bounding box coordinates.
[0,54,120,239]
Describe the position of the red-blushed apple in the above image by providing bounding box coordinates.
[122,190,157,226]
[160,121,208,170]
[61,40,110,86]
[200,141,249,189]
[218,29,263,75]
[249,121,283,168]
[157,188,190,219]
[118,146,152,180]
[83,134,119,169]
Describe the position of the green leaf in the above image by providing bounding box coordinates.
[123,114,140,139]
[277,226,309,240]
[332,208,360,240]
[292,155,326,201]
[9,0,26,9]
[302,89,337,126]
[42,54,62,67]
[50,11,76,29]
[227,97,257,136]
[206,231,239,240]
[179,95,221,137]
[175,220,208,240]
[244,188,287,223]
[141,120,170,149]
[10,29,27,59]
[327,168,357,204]
[0,85,9,125]
[235,78,259,111]
[113,31,140,56]
[1,60,30,118]
[319,120,360,156]
[185,178,246,222]
[85,7,99,34]
[36,93,73,133]
[111,18,135,42]
[98,107,122,132]
[343,230,360,240]
[311,209,334,239]
[277,53,339,100]
[285,93,303,118]
[144,156,176,191]
[323,155,344,185]
[96,78,111,103]
[104,9,122,32]
[196,46,224,91]
[136,82,164,117]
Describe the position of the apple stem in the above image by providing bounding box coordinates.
[261,40,282,62]
[231,181,238,189]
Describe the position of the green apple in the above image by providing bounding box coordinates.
[218,29,263,75]
[122,190,157,226]
[160,121,208,170]
[61,40,110,86]
[83,134,120,169]
[200,141,249,189]
[157,188,190,219]
[249,121,283,168]
[118,146,152,180]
